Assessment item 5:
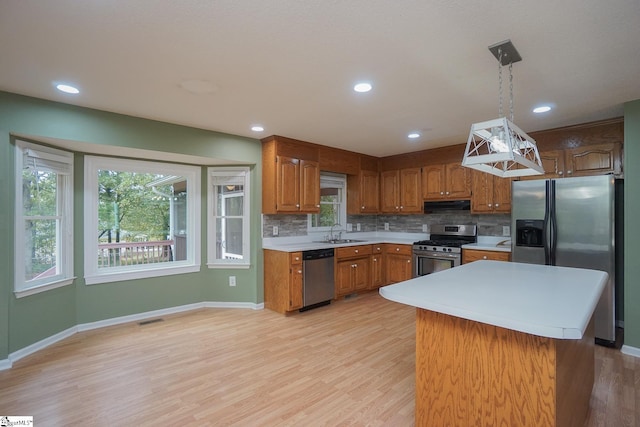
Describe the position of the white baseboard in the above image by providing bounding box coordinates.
[621,345,640,358]
[77,302,207,332]
[1,301,263,371]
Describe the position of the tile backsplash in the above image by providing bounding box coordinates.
[262,212,510,238]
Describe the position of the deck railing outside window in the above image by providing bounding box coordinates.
[98,240,174,267]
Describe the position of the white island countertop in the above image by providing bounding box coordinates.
[379,260,607,339]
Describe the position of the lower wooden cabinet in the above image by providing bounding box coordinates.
[384,244,413,284]
[264,250,304,314]
[462,249,511,264]
[335,245,372,297]
[370,245,385,290]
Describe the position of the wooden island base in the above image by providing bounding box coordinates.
[416,309,595,427]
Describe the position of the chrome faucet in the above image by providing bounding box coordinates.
[330,223,341,241]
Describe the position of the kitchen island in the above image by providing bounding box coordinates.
[380,260,607,427]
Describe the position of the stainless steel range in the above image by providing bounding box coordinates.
[413,224,477,277]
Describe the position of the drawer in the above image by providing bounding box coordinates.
[462,249,511,264]
[335,245,373,259]
[290,252,303,265]
[383,244,412,256]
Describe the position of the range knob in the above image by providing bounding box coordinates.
[432,247,437,251]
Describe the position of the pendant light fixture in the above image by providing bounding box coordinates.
[462,40,544,178]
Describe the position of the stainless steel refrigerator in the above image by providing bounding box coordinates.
[511,175,621,345]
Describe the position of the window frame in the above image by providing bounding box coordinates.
[83,156,201,285]
[14,140,75,297]
[307,173,347,233]
[207,167,251,269]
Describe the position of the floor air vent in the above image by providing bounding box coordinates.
[138,318,164,326]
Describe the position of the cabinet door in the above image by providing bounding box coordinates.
[446,163,472,199]
[400,168,422,213]
[492,176,512,213]
[565,143,621,177]
[370,254,385,289]
[276,156,301,212]
[299,159,320,212]
[380,170,400,213]
[335,260,355,296]
[289,262,303,309]
[353,257,371,291]
[360,170,380,213]
[422,165,445,200]
[471,171,493,213]
[385,254,412,284]
[521,150,565,180]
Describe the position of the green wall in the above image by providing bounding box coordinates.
[0,91,263,359]
[624,99,640,349]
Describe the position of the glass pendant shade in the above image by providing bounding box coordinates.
[462,117,544,178]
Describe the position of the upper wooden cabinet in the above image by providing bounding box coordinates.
[422,163,471,200]
[348,169,380,214]
[262,136,320,214]
[380,168,422,213]
[471,171,512,214]
[521,143,622,180]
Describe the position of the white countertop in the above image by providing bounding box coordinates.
[462,236,512,252]
[379,260,607,339]
[262,232,423,252]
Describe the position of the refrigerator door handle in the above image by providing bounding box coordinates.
[550,180,558,265]
[543,180,551,265]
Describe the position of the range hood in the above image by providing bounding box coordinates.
[424,200,471,213]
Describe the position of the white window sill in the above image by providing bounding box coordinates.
[15,277,75,298]
[85,264,201,285]
[206,262,251,269]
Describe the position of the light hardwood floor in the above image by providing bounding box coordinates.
[0,292,637,426]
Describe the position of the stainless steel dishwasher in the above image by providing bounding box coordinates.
[301,248,335,311]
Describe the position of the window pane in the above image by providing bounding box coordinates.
[22,169,58,217]
[97,170,186,268]
[24,219,57,282]
[215,217,243,259]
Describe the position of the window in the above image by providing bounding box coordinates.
[84,156,201,284]
[308,173,346,232]
[14,141,74,297]
[208,167,250,268]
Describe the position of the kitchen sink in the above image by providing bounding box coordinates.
[312,239,367,244]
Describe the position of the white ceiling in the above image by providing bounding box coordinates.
[1,1,639,157]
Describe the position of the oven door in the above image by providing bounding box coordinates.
[413,251,461,277]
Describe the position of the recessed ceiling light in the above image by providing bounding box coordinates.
[251,125,264,132]
[533,105,551,113]
[408,133,420,139]
[353,82,372,93]
[56,84,79,94]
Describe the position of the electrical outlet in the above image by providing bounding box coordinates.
[229,276,236,286]
[346,223,353,232]
[503,225,510,236]
[356,223,361,231]
[273,225,279,236]
[384,222,389,231]
[422,224,428,232]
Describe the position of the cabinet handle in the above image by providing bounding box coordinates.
[483,256,487,260]
[298,269,303,273]
[440,191,444,195]
[445,191,450,195]
[373,258,377,262]
[316,204,320,208]
[495,203,499,207]
[295,257,299,261]
[559,171,564,175]
[296,204,300,208]
[400,206,404,210]
[407,259,411,263]
[567,170,573,175]
[396,248,400,252]
[355,249,359,253]
[488,203,493,207]
[361,205,365,209]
